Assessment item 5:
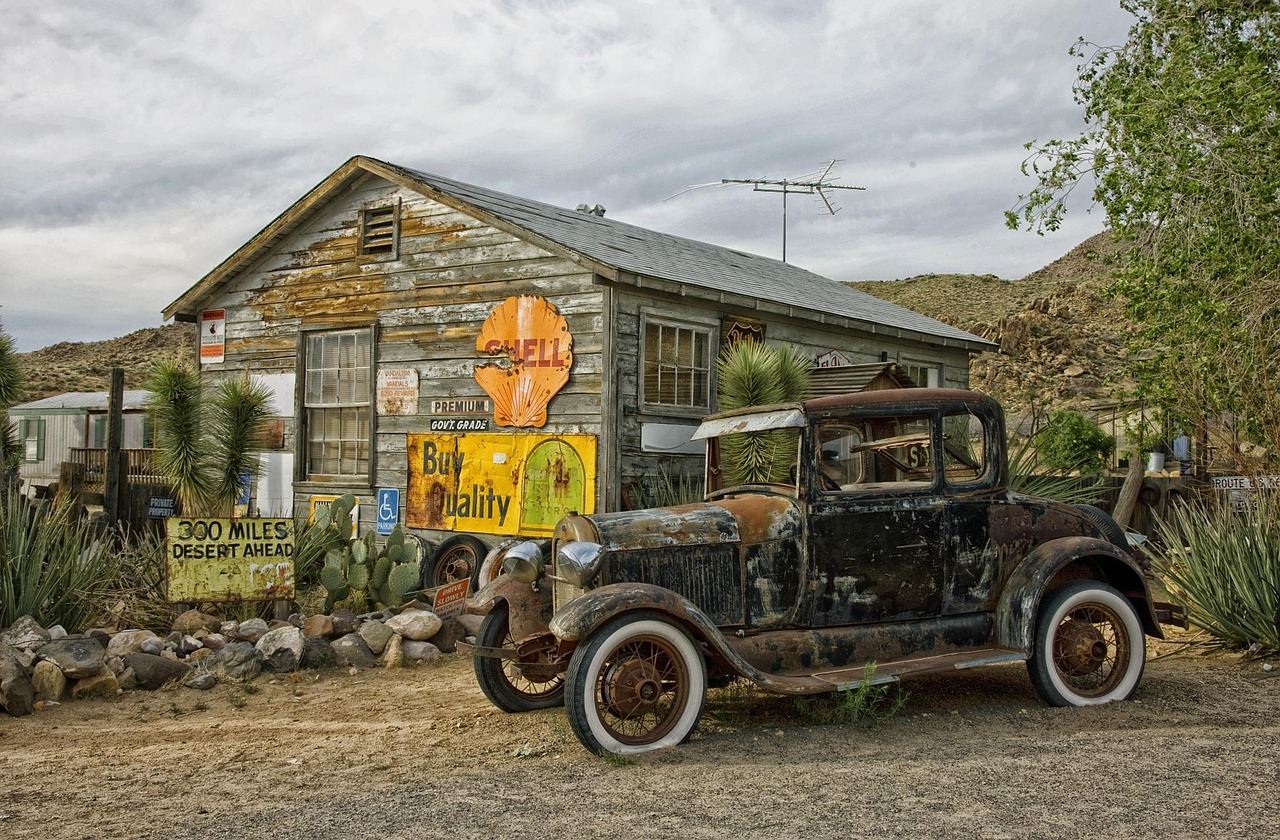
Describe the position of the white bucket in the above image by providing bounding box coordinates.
[1147,452,1166,473]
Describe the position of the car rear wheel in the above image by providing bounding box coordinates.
[565,612,707,756]
[474,603,565,712]
[1028,580,1145,707]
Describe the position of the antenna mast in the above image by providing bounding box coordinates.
[719,160,865,262]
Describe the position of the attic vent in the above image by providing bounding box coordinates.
[575,204,607,217]
[359,202,399,257]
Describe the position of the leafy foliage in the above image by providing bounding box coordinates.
[0,320,21,487]
[146,361,273,517]
[0,494,124,631]
[716,341,812,486]
[1009,0,1280,463]
[791,664,908,727]
[1149,492,1280,653]
[1036,410,1116,476]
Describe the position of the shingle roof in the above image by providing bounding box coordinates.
[388,161,991,350]
[9,391,150,412]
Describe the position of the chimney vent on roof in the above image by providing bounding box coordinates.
[575,204,606,217]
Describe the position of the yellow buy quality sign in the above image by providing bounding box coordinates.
[406,432,596,537]
[166,518,296,603]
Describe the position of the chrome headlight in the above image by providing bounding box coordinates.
[500,540,543,583]
[556,541,604,588]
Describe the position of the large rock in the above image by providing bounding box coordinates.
[234,618,270,643]
[386,609,442,642]
[330,634,376,670]
[381,633,403,669]
[330,609,359,637]
[106,629,160,658]
[1,640,35,671]
[300,636,336,670]
[207,642,263,681]
[71,671,120,700]
[302,614,334,639]
[455,613,483,637]
[427,618,464,654]
[184,671,216,690]
[401,640,442,663]
[1,615,50,652]
[256,626,304,673]
[172,609,222,635]
[358,620,393,655]
[37,637,106,680]
[0,658,35,716]
[122,652,193,690]
[31,660,67,701]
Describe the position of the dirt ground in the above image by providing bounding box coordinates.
[1,639,1277,840]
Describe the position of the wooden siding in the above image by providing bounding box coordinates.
[195,177,605,531]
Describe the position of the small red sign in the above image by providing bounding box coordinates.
[432,578,470,620]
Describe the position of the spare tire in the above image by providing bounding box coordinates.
[1074,503,1128,549]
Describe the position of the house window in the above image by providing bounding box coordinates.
[18,418,44,462]
[643,318,713,410]
[359,202,399,258]
[304,329,372,478]
[903,363,940,388]
[92,416,107,448]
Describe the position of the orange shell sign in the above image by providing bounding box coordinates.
[474,295,573,428]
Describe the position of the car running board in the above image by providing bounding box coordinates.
[808,648,1028,692]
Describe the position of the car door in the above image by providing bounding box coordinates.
[802,413,947,626]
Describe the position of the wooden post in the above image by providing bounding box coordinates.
[104,368,125,526]
[1112,455,1145,530]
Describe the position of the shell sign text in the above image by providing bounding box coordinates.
[473,295,573,428]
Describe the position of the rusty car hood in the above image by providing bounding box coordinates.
[578,495,802,552]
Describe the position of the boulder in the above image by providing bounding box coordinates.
[381,633,403,669]
[37,637,106,680]
[106,629,160,658]
[401,641,442,663]
[122,652,193,690]
[46,625,68,641]
[330,609,359,637]
[386,609,442,642]
[139,637,165,655]
[0,658,35,716]
[358,620,393,655]
[256,626,304,673]
[183,671,216,690]
[330,634,376,670]
[31,660,67,701]
[427,618,464,654]
[172,609,222,635]
[302,614,334,639]
[455,613,483,637]
[207,642,263,681]
[200,633,228,651]
[71,671,120,700]
[179,635,204,655]
[1,615,50,652]
[301,636,336,670]
[235,618,270,642]
[1,640,35,671]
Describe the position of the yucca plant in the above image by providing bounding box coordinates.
[1149,491,1280,654]
[1006,431,1105,506]
[0,492,124,631]
[147,360,273,517]
[0,319,22,501]
[716,341,811,486]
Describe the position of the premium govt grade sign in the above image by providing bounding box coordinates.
[166,518,296,603]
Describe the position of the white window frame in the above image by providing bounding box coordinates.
[302,328,374,480]
[640,313,716,414]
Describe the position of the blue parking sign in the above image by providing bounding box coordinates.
[376,488,400,536]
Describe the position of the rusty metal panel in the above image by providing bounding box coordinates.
[166,518,295,602]
[406,432,596,536]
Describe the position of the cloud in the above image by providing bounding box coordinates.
[0,0,1134,351]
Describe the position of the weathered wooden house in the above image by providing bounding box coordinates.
[163,155,993,584]
[9,390,154,497]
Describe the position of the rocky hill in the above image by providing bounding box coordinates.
[13,233,1137,414]
[14,323,196,403]
[852,231,1138,413]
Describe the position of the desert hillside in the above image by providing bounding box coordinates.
[14,323,196,403]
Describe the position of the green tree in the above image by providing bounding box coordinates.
[146,360,273,517]
[1036,410,1116,476]
[1008,0,1280,464]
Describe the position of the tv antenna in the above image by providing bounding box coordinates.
[667,160,865,262]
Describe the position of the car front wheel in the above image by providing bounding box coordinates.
[474,603,565,712]
[1028,580,1145,707]
[565,612,707,756]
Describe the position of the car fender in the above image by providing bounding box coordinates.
[464,573,553,642]
[996,535,1162,652]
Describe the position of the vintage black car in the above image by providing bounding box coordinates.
[463,389,1174,756]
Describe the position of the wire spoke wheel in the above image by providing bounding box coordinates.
[566,613,707,756]
[1028,580,1145,707]
[474,604,565,712]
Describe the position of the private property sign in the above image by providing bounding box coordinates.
[166,518,296,602]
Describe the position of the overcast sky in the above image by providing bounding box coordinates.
[0,0,1135,352]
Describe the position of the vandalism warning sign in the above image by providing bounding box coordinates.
[406,433,596,536]
[166,518,295,602]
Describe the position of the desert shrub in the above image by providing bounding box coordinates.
[792,664,908,727]
[1036,410,1115,476]
[623,466,704,510]
[1149,492,1280,654]
[0,493,126,631]
[1007,431,1105,505]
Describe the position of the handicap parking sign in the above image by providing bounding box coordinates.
[376,488,400,536]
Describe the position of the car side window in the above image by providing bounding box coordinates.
[941,409,993,487]
[817,415,933,493]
